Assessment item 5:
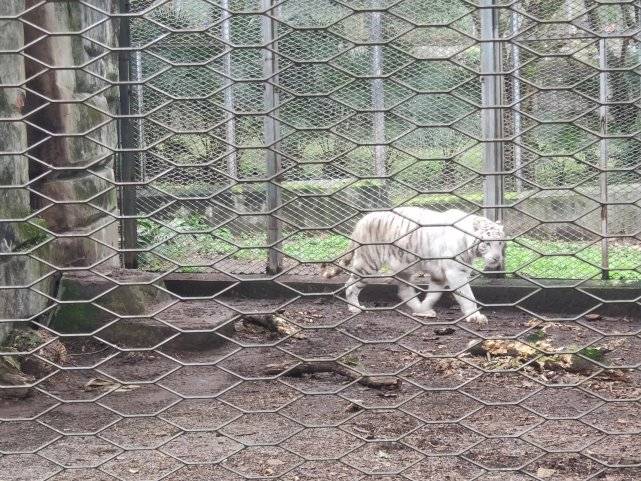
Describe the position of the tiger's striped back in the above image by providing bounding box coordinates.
[321,207,481,279]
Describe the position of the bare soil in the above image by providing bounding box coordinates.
[2,297,641,481]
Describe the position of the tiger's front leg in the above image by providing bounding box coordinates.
[390,269,422,313]
[443,267,488,326]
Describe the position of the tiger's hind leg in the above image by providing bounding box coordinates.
[414,280,444,318]
[344,274,366,313]
[344,253,372,314]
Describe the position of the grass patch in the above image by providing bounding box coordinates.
[507,240,641,280]
[525,329,547,343]
[282,232,350,262]
[578,347,606,362]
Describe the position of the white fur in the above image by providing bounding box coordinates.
[341,207,505,325]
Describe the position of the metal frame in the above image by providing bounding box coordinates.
[118,0,138,269]
[480,0,504,224]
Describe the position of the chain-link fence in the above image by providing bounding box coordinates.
[118,0,641,282]
[2,1,641,480]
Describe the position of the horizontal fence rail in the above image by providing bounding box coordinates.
[1,1,641,480]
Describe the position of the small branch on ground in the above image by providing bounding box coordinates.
[264,360,402,390]
[240,314,307,339]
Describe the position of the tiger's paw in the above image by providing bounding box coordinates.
[465,312,488,326]
[348,304,363,314]
[413,309,436,318]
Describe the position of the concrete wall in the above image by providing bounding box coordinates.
[1,0,121,342]
[23,0,120,270]
[0,1,53,342]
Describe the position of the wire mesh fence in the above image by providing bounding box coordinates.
[2,1,641,480]
[120,0,641,281]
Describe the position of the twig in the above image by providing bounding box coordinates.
[69,347,110,356]
[265,361,402,390]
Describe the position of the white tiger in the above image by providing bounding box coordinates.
[320,207,505,325]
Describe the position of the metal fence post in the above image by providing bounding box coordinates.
[118,0,138,269]
[599,38,609,280]
[221,0,238,179]
[510,9,523,194]
[480,0,504,223]
[371,0,386,178]
[133,50,145,181]
[262,0,282,274]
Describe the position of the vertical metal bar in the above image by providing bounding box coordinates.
[262,0,282,274]
[370,1,386,178]
[599,38,609,280]
[134,50,145,181]
[118,0,137,269]
[221,0,238,178]
[565,0,577,34]
[565,0,572,21]
[480,0,504,223]
[510,9,523,194]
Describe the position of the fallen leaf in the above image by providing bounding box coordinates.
[84,378,117,390]
[536,467,556,478]
[115,384,140,393]
[376,450,391,459]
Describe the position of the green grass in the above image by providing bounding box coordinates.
[138,217,641,279]
[506,240,641,280]
[525,329,547,343]
[404,191,521,206]
[282,232,350,262]
[578,347,606,362]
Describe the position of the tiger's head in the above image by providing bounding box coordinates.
[472,217,506,270]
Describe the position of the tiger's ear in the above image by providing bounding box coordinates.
[472,217,483,231]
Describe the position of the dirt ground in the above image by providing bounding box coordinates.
[2,296,641,481]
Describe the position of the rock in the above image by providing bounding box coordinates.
[536,467,557,478]
[0,356,35,399]
[434,327,456,336]
[49,271,177,345]
[4,328,67,376]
